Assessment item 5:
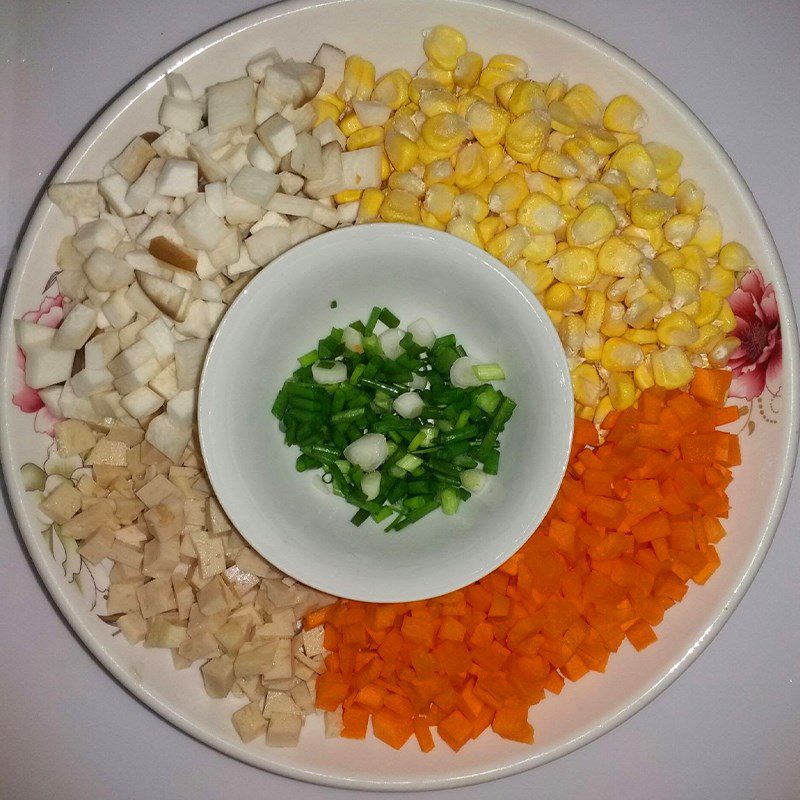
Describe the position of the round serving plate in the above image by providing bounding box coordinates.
[1,0,796,790]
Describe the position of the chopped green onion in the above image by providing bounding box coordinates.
[472,362,506,382]
[364,306,382,335]
[378,308,401,328]
[395,453,423,472]
[298,349,318,368]
[441,487,460,515]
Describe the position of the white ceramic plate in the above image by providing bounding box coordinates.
[1,0,797,790]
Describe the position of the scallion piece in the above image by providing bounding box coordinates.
[472,362,506,382]
[298,349,318,368]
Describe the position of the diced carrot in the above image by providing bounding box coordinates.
[341,704,370,738]
[625,620,657,651]
[438,709,474,751]
[413,717,436,752]
[690,368,732,406]
[492,706,534,744]
[372,707,413,749]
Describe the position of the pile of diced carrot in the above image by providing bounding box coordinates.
[305,369,740,752]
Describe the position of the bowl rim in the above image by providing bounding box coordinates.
[196,221,575,603]
[0,0,797,790]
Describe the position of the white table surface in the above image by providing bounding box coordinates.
[1,1,798,798]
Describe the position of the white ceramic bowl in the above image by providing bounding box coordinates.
[198,224,573,602]
[0,0,797,790]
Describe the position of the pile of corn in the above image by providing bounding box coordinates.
[315,25,753,424]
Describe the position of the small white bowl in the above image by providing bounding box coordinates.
[198,224,573,602]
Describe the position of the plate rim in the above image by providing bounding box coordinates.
[1,0,797,790]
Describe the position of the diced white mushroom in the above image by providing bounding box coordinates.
[70,367,114,398]
[121,386,164,420]
[340,146,382,190]
[145,413,192,463]
[165,72,193,100]
[201,654,236,698]
[230,165,281,208]
[14,319,56,351]
[207,77,255,134]
[111,136,157,183]
[73,219,123,257]
[24,346,75,390]
[244,225,292,267]
[135,270,188,321]
[256,114,297,158]
[312,118,346,148]
[246,47,282,81]
[155,158,198,198]
[98,173,135,217]
[353,100,392,127]
[174,338,208,390]
[47,182,103,218]
[312,43,346,95]
[158,96,204,133]
[84,248,135,292]
[175,198,229,251]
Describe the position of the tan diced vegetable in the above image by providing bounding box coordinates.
[144,614,187,648]
[235,548,278,579]
[61,498,119,539]
[109,494,144,525]
[262,639,293,681]
[171,650,193,670]
[195,576,230,617]
[302,625,325,659]
[55,419,96,456]
[189,529,226,579]
[39,482,82,524]
[93,465,131,488]
[78,528,115,564]
[262,691,300,719]
[114,523,148,547]
[222,565,260,597]
[136,473,180,507]
[110,539,144,569]
[178,631,220,662]
[232,701,267,743]
[172,576,194,620]
[201,654,235,698]
[265,712,302,747]
[184,497,207,527]
[137,577,177,618]
[324,709,343,738]
[107,421,145,445]
[86,437,130,467]
[234,640,279,679]
[206,497,232,535]
[117,611,148,644]
[76,474,106,497]
[142,537,181,578]
[143,494,184,541]
[290,681,315,713]
[214,620,249,655]
[107,582,142,615]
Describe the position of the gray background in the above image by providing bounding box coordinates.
[1,1,798,798]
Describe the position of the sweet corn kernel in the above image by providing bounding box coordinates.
[423,183,458,223]
[623,223,663,252]
[568,203,617,247]
[632,359,655,390]
[487,172,528,213]
[416,137,451,164]
[687,207,723,257]
[505,111,549,164]
[583,289,606,333]
[357,188,385,223]
[708,336,741,368]
[494,80,519,110]
[625,328,658,345]
[453,51,483,88]
[346,125,384,151]
[334,189,363,204]
[421,112,469,152]
[607,371,636,410]
[479,67,515,92]
[579,127,619,157]
[419,209,446,230]
[379,189,420,224]
[614,131,642,146]
[320,92,346,114]
[651,346,694,389]
[418,88,458,117]
[572,363,602,407]
[583,330,605,362]
[536,150,577,178]
[467,84,495,104]
[597,236,643,277]
[600,302,628,338]
[589,395,611,425]
[548,100,578,135]
[486,53,528,78]
[558,178,586,207]
[687,324,724,354]
[564,138,605,180]
[714,299,737,334]
[423,25,467,71]
[705,267,735,299]
[657,248,684,271]
[562,84,603,125]
[518,261,555,294]
[482,144,505,174]
[473,175,497,201]
[630,190,676,229]
[486,224,531,265]
[624,277,649,305]
[454,142,490,189]
[560,315,586,356]
[549,246,597,286]
[719,241,754,271]
[575,183,616,211]
[600,168,632,204]
[407,77,440,105]
[663,213,699,248]
[387,170,426,197]
[675,179,705,215]
[544,282,584,312]
[542,72,566,102]
[372,69,411,109]
[644,142,683,180]
[453,192,489,221]
[624,292,661,328]
[671,267,701,309]
[522,233,557,262]
[312,97,341,125]
[338,111,362,136]
[424,158,455,185]
[608,143,657,189]
[504,81,545,117]
[659,171,682,197]
[339,56,375,102]
[694,290,724,326]
[464,101,510,148]
[524,172,562,202]
[516,192,562,234]
[640,258,675,300]
[416,61,454,87]
[603,94,647,133]
[679,244,710,282]
[478,215,504,242]
[601,337,644,371]
[446,216,483,247]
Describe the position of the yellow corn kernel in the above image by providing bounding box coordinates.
[679,244,710,282]
[548,100,578,135]
[568,203,617,248]
[379,189,420,224]
[583,289,606,333]
[650,346,694,389]
[487,172,528,213]
[416,60,454,87]
[600,168,632,204]
[624,277,649,305]
[579,126,619,157]
[663,213,699,248]
[623,223,664,253]
[408,77,440,104]
[537,150,578,179]
[481,145,503,174]
[686,324,723,354]
[478,215,504,242]
[572,363,603,407]
[562,137,604,180]
[601,337,644,372]
[473,178,498,204]
[516,192,562,234]
[624,292,661,329]
[597,236,644,277]
[562,83,603,125]
[494,80,519,110]
[454,142,490,189]
[558,178,586,207]
[657,248,685,271]
[505,111,549,164]
[387,170,425,197]
[424,158,455,185]
[644,142,683,180]
[674,179,705,215]
[719,241,755,272]
[357,188,385,223]
[630,190,676,229]
[346,125,384,151]
[423,183,458,223]
[319,92,346,114]
[541,72,565,101]
[421,112,469,153]
[614,130,642,146]
[549,246,597,285]
[466,85,495,104]
[334,189,363,204]
[486,224,532,266]
[671,267,701,309]
[338,112,362,137]
[446,216,483,248]
[559,315,586,356]
[381,152,392,181]
[708,336,741,368]
[464,101,509,148]
[543,282,584,313]
[640,258,675,301]
[453,192,489,222]
[485,53,527,77]
[389,114,419,144]
[522,233,557,262]
[659,171,682,197]
[625,328,658,345]
[706,265,736,298]
[418,88,458,117]
[312,97,341,125]
[524,172,561,202]
[693,290,724,326]
[592,395,613,425]
[422,25,467,71]
[454,51,483,88]
[600,302,628,338]
[632,359,655,390]
[608,143,657,189]
[372,69,411,110]
[339,56,375,102]
[455,93,479,119]
[416,137,451,165]
[582,330,604,362]
[419,209,445,230]
[603,94,647,133]
[607,371,636,410]
[714,299,737,334]
[516,261,555,294]
[479,67,515,92]
[505,81,544,117]
[575,183,616,211]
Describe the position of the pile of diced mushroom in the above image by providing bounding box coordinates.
[16,43,367,747]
